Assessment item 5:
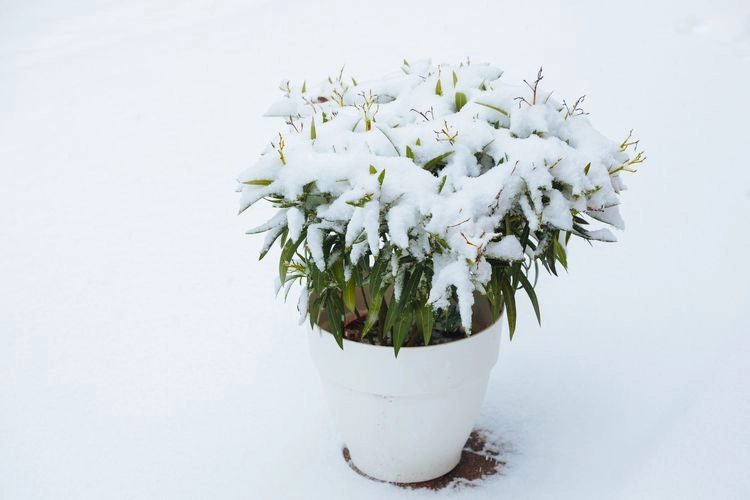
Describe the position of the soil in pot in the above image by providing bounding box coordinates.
[343,313,466,346]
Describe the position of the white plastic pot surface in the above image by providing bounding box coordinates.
[308,313,501,483]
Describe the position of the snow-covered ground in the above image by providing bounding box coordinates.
[1,1,749,498]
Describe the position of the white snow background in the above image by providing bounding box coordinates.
[1,0,749,499]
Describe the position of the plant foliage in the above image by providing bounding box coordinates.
[239,59,644,354]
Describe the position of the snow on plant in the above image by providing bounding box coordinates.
[238,59,645,354]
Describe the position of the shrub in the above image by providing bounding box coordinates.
[238,59,644,354]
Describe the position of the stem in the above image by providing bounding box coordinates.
[374,125,401,156]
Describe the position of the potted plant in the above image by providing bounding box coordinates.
[238,59,644,483]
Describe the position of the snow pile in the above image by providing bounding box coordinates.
[238,59,638,331]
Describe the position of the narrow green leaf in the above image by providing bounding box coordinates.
[488,267,503,322]
[546,240,558,276]
[416,304,435,346]
[516,270,541,326]
[360,252,390,338]
[475,101,510,116]
[308,293,321,330]
[455,92,468,112]
[343,277,357,313]
[438,175,447,194]
[259,226,287,261]
[584,162,591,175]
[452,70,458,86]
[415,138,421,146]
[331,258,345,284]
[326,295,345,348]
[401,266,423,303]
[500,277,517,339]
[361,286,384,338]
[310,117,317,140]
[279,234,304,283]
[393,312,412,357]
[346,193,373,208]
[351,77,358,86]
[435,79,443,96]
[301,81,307,93]
[369,164,377,174]
[241,179,273,186]
[405,145,415,159]
[382,296,400,340]
[423,151,454,173]
[377,169,386,186]
[553,239,568,270]
[388,264,424,352]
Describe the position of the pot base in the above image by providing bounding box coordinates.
[342,430,505,490]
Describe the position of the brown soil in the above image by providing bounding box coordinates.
[344,314,466,346]
[342,430,505,491]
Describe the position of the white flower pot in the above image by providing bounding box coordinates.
[308,303,501,483]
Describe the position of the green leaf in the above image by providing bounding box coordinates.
[310,117,316,140]
[416,304,434,346]
[369,164,377,174]
[331,258,345,284]
[405,145,414,159]
[301,81,307,93]
[435,79,443,96]
[361,286,384,338]
[259,226,287,261]
[553,239,568,270]
[393,312,412,357]
[308,292,322,330]
[516,270,541,326]
[382,295,400,340]
[455,92,468,112]
[360,252,390,338]
[545,240,558,276]
[475,101,510,117]
[346,193,373,207]
[487,266,503,322]
[430,233,449,249]
[377,169,386,186]
[400,266,423,303]
[584,162,591,175]
[343,277,357,313]
[500,277,517,339]
[438,175,447,194]
[423,151,454,173]
[325,294,345,348]
[415,138,422,146]
[241,179,273,186]
[388,264,424,353]
[351,77,358,86]
[279,234,305,285]
[452,70,458,87]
